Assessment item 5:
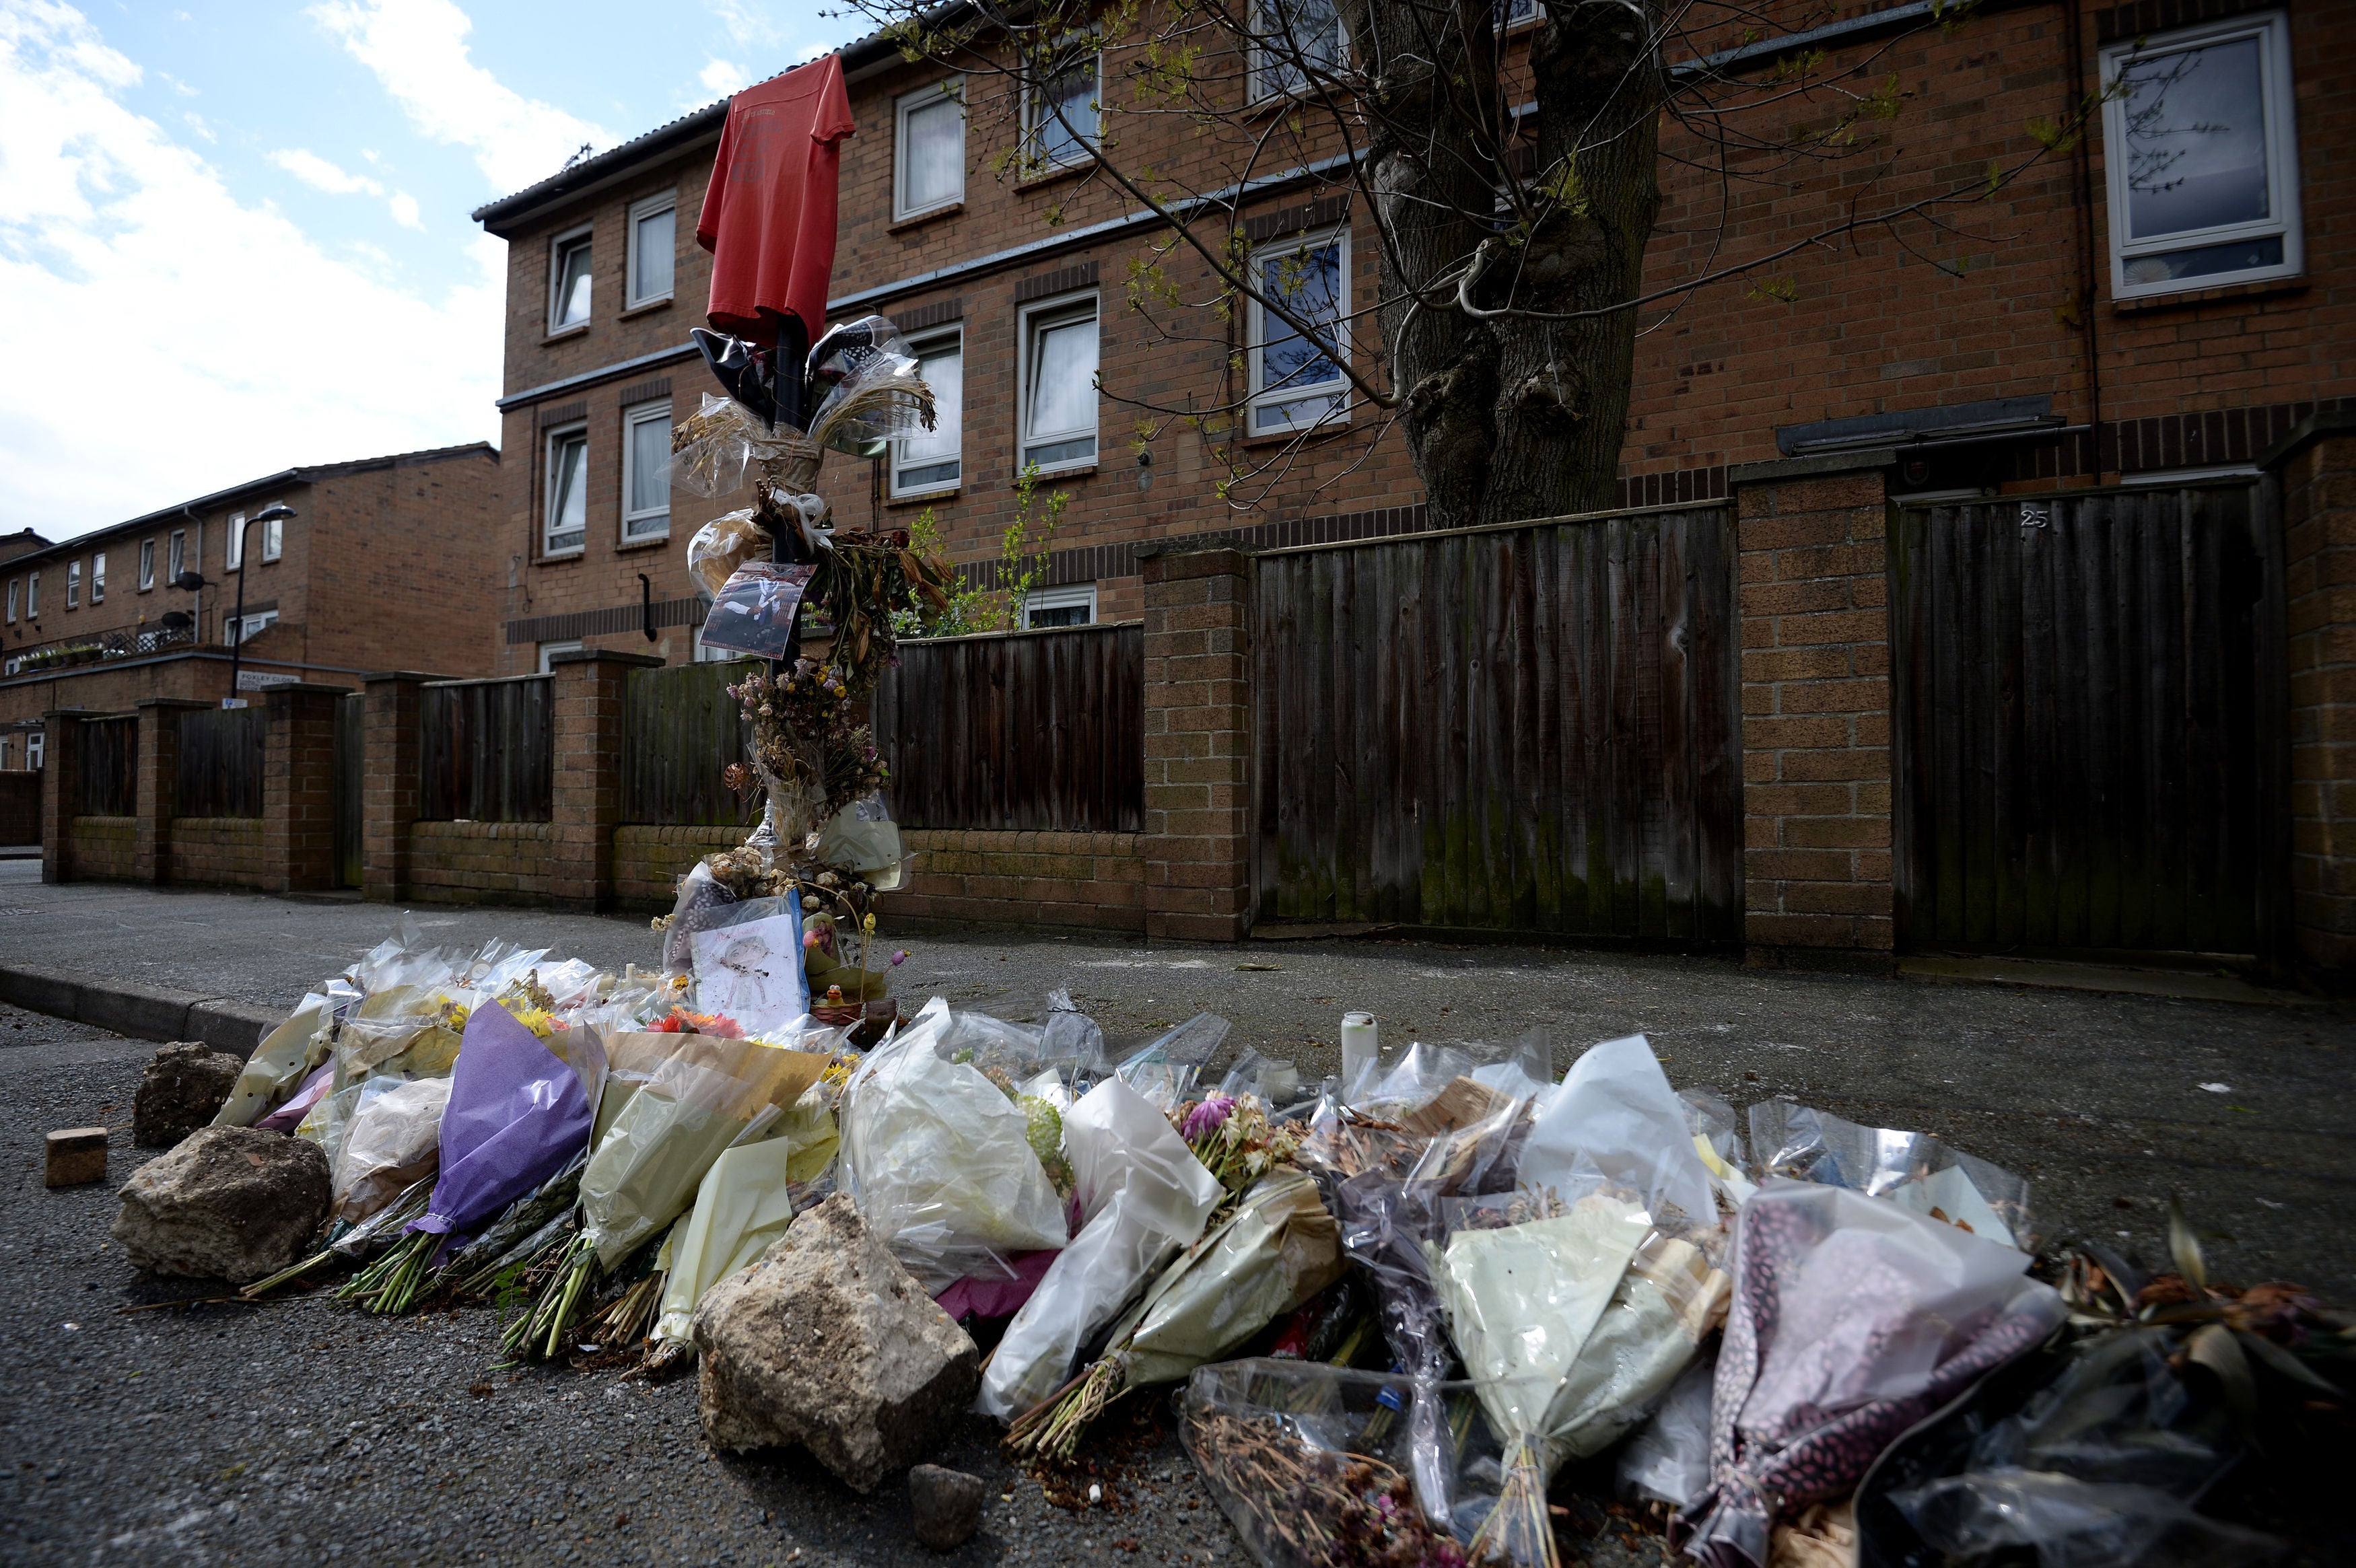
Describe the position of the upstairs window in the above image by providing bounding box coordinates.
[1020,295,1099,471]
[2102,12,2301,299]
[139,538,155,591]
[1025,40,1100,172]
[5,578,15,622]
[893,328,964,497]
[1251,0,1345,102]
[25,572,37,617]
[550,228,594,330]
[262,511,283,562]
[227,511,247,571]
[897,81,965,219]
[545,426,589,557]
[66,561,80,610]
[168,530,185,586]
[628,194,675,307]
[91,553,105,603]
[622,402,672,542]
[1249,227,1350,434]
[227,610,277,645]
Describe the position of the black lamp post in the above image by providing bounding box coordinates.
[174,502,293,707]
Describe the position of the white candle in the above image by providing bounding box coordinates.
[1340,1011,1377,1096]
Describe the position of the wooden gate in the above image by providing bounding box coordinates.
[1890,482,2283,958]
[77,715,137,818]
[1251,507,1743,940]
[419,676,553,822]
[177,705,267,818]
[333,692,363,886]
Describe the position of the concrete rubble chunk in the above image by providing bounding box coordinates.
[111,1125,331,1283]
[692,1192,979,1493]
[909,1464,988,1551]
[133,1040,245,1147]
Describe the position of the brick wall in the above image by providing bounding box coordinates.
[1733,460,1896,969]
[68,816,133,880]
[2276,413,2356,977]
[407,820,556,905]
[1139,549,1253,941]
[0,771,34,844]
[166,818,269,888]
[613,824,744,909]
[880,829,1144,933]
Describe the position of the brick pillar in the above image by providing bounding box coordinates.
[2269,410,2356,983]
[361,672,432,903]
[1140,546,1253,941]
[548,648,662,912]
[1730,454,1898,972]
[133,698,211,883]
[38,707,86,886]
[262,684,347,894]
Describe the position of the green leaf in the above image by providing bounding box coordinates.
[2169,1197,2208,1291]
[2234,1327,2346,1396]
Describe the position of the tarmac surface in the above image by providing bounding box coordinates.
[2,862,2352,1564]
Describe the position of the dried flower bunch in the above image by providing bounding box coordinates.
[1187,1411,1469,1568]
[1171,1094,1306,1199]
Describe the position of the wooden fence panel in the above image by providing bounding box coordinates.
[1891,483,2275,956]
[1251,508,1742,940]
[77,716,137,818]
[418,677,552,823]
[873,624,1143,832]
[622,659,760,827]
[334,692,363,886]
[176,705,266,818]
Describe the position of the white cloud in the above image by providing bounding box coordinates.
[709,0,777,46]
[270,145,382,195]
[388,190,421,229]
[699,56,749,96]
[308,0,607,195]
[0,1,501,540]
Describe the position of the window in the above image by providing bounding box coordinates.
[27,571,38,617]
[66,560,80,610]
[226,610,277,645]
[627,194,675,307]
[0,738,9,770]
[91,553,104,603]
[226,511,246,571]
[1025,40,1100,171]
[1248,227,1350,434]
[897,81,966,218]
[1251,0,1345,102]
[1019,295,1099,470]
[1024,583,1097,629]
[549,228,593,331]
[622,402,673,542]
[1496,0,1545,30]
[168,530,185,585]
[262,511,283,563]
[538,639,584,674]
[2102,13,2301,299]
[545,426,589,556]
[4,578,13,622]
[139,539,154,592]
[26,732,42,770]
[893,328,964,497]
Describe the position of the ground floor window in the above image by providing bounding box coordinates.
[1023,582,1097,629]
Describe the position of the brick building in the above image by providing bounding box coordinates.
[0,445,502,769]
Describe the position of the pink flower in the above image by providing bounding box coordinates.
[1183,1095,1236,1141]
[891,950,907,966]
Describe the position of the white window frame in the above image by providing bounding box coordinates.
[168,531,185,586]
[5,577,15,623]
[261,512,283,563]
[1023,582,1097,629]
[26,732,43,770]
[544,423,590,559]
[91,552,104,603]
[1249,0,1348,104]
[1247,225,1352,436]
[1496,0,1546,32]
[2100,11,2302,301]
[65,560,80,610]
[1023,38,1101,173]
[892,326,965,499]
[626,192,676,309]
[226,609,277,646]
[226,511,247,571]
[895,79,967,220]
[538,640,584,674]
[548,225,594,333]
[621,400,674,543]
[26,571,38,618]
[1017,291,1101,474]
[139,538,155,592]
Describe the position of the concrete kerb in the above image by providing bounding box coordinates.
[0,962,281,1058]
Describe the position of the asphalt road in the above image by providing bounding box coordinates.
[2,866,2351,1565]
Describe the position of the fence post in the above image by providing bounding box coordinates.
[548,649,664,912]
[38,707,87,886]
[1727,451,1900,974]
[361,672,432,903]
[1139,546,1253,941]
[263,684,349,894]
[133,698,211,884]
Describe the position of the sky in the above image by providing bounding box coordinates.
[0,0,858,542]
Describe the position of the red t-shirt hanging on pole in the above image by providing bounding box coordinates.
[697,55,856,341]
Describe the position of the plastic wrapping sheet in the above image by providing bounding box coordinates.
[978,1079,1224,1419]
[577,1036,829,1270]
[1344,1028,1554,1111]
[662,862,742,975]
[1889,1470,2280,1568]
[1040,988,1113,1083]
[213,997,330,1127]
[688,509,771,598]
[1620,1349,1720,1511]
[671,392,811,497]
[1115,1012,1231,1109]
[689,890,808,1032]
[649,1086,839,1349]
[1671,1181,2069,1568]
[1520,1034,1718,1239]
[1182,1359,1509,1567]
[408,999,601,1258]
[1682,1088,1758,1213]
[806,314,934,456]
[253,1059,334,1134]
[332,1075,452,1223]
[1749,1098,2036,1252]
[839,998,1071,1289]
[1217,1050,1301,1109]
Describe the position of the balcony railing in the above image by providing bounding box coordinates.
[2,621,197,678]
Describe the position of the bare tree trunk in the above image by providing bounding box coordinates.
[1361,0,1661,528]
